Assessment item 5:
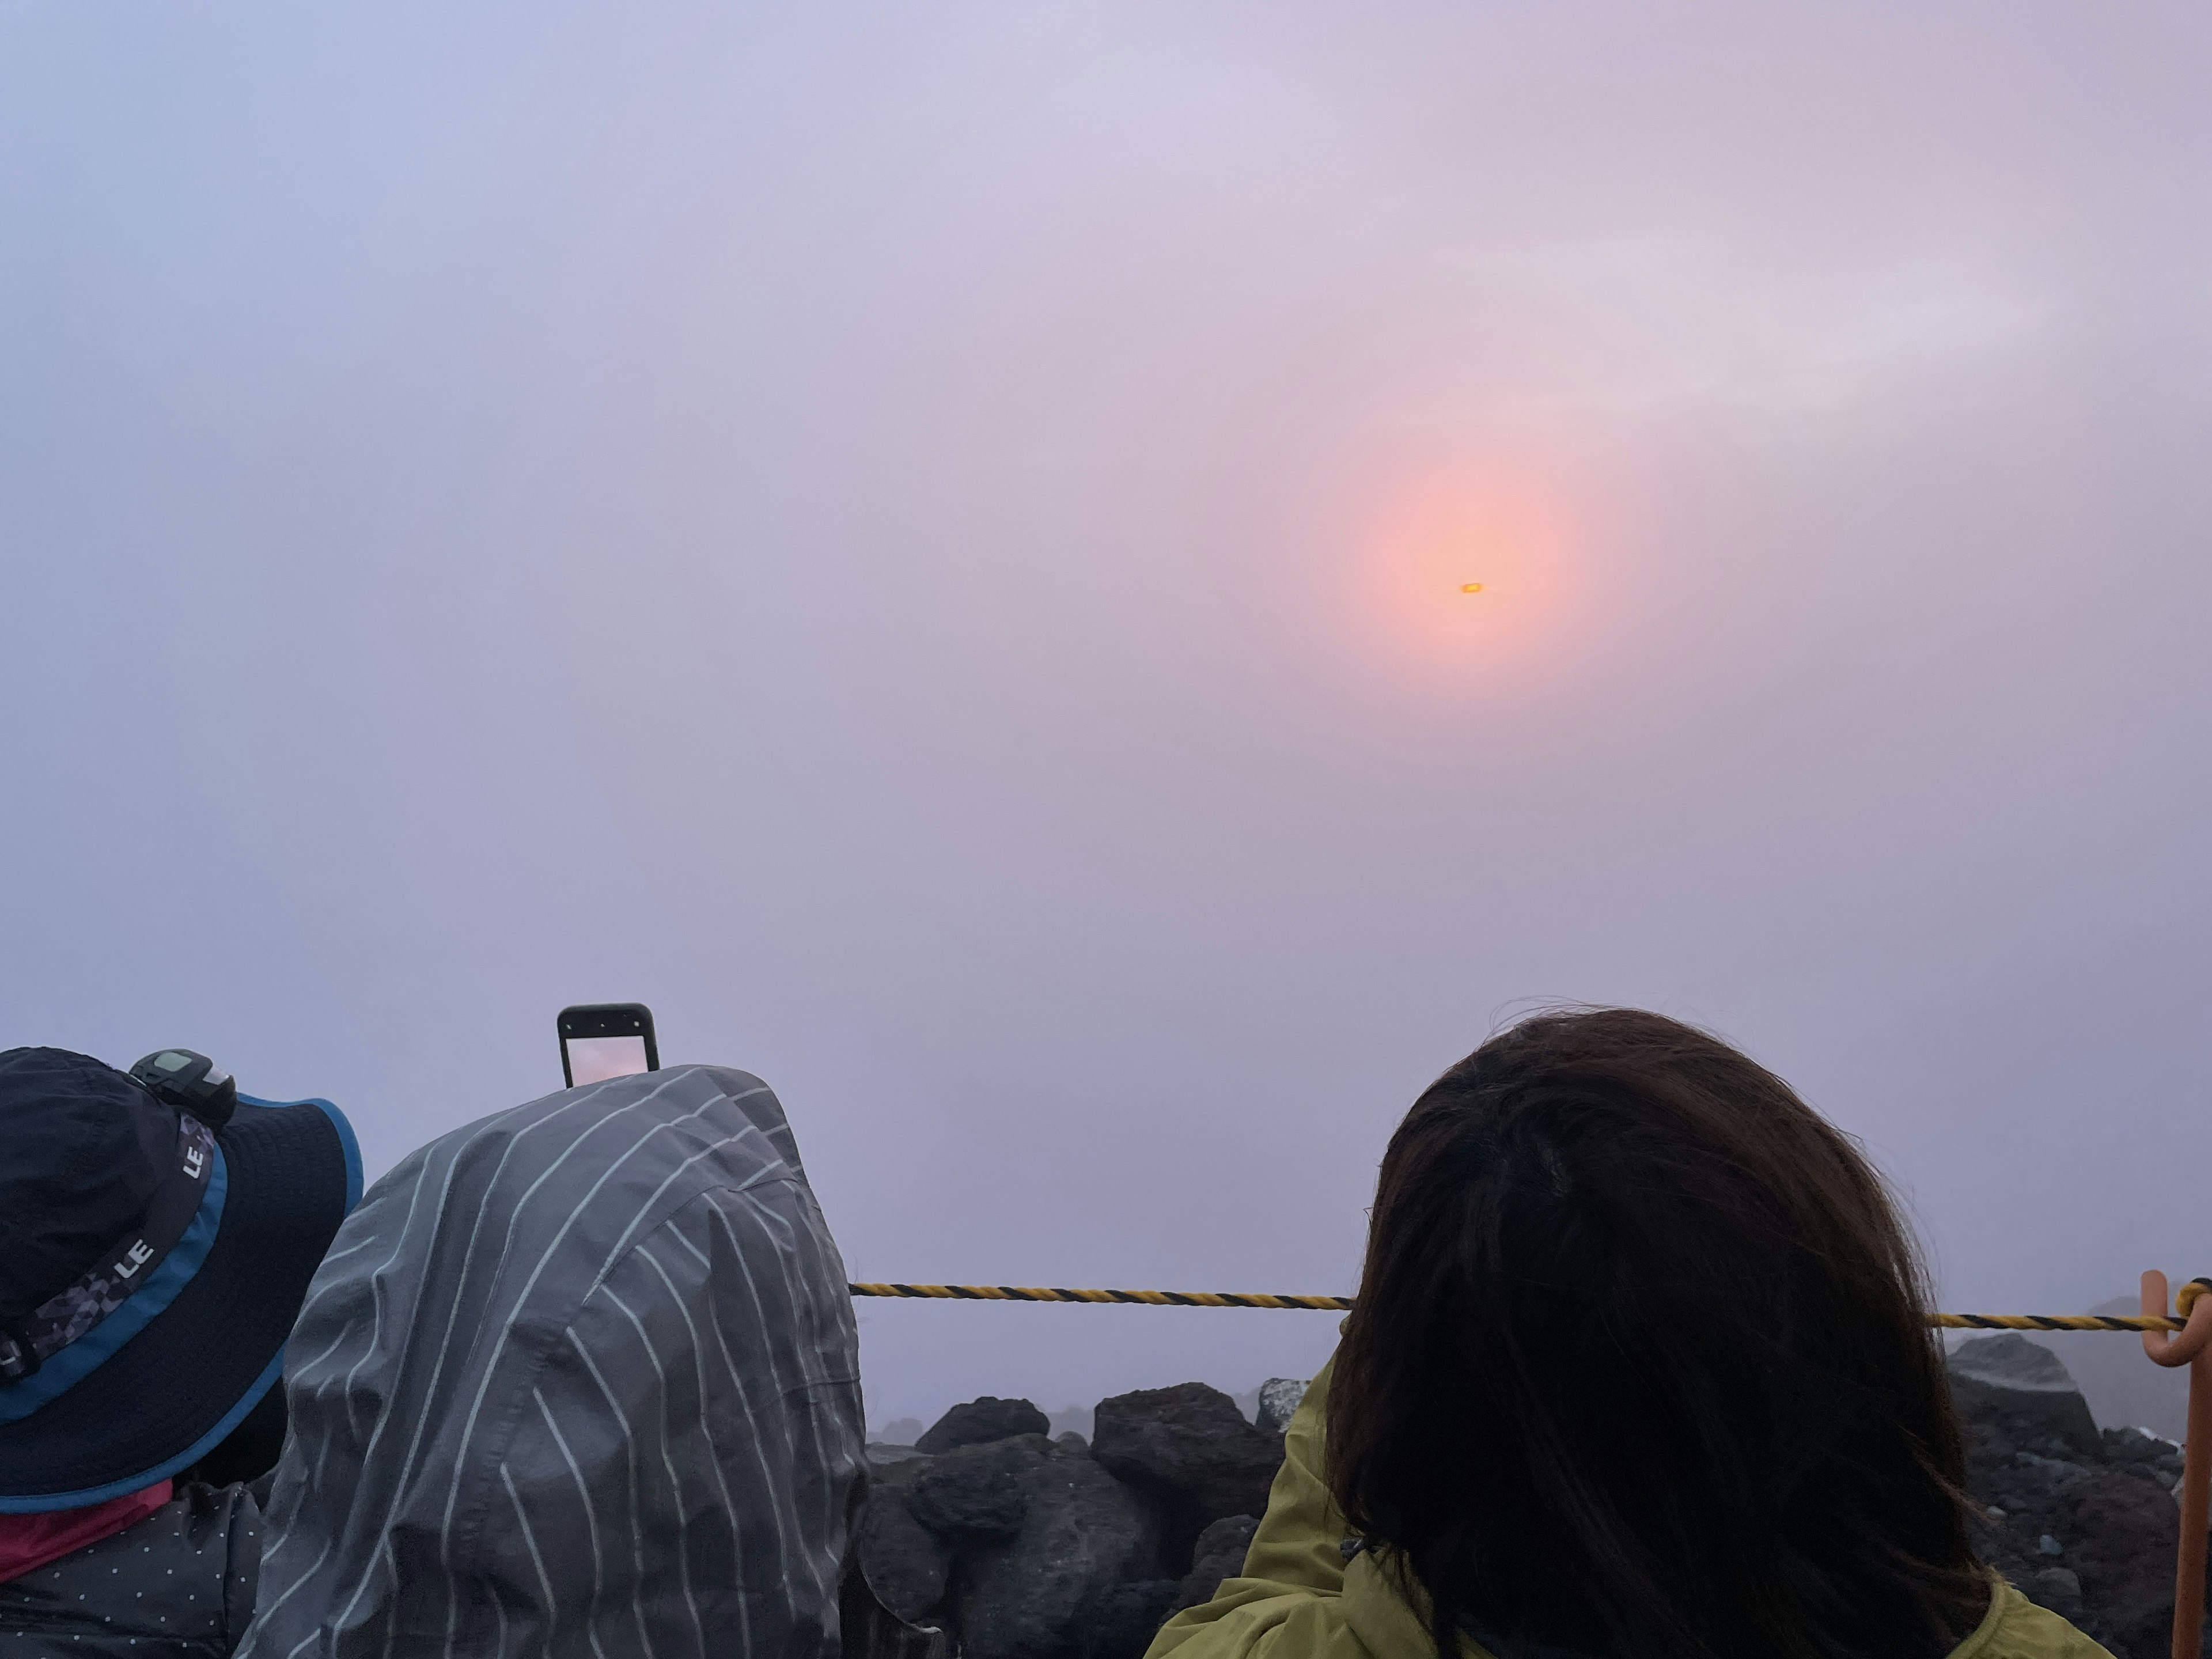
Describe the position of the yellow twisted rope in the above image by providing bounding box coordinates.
[849,1283,1353,1311]
[846,1282,2192,1330]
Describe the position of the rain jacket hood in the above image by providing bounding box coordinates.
[240,1065,864,1659]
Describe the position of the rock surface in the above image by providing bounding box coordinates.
[1175,1515,1261,1612]
[1950,1334,2105,1463]
[919,1395,1054,1454]
[1074,1581,1182,1659]
[850,1353,2209,1659]
[909,1436,1054,1539]
[846,1388,1290,1659]
[1255,1378,1308,1435]
[1990,1303,2194,1445]
[952,1444,1164,1659]
[1092,1381,1286,1562]
[1948,1335,2203,1658]
[854,1453,955,1623]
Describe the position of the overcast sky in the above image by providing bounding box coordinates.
[5,3,2210,1427]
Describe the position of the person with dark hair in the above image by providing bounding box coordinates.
[237,1063,863,1659]
[0,1046,362,1654]
[1151,1009,2107,1659]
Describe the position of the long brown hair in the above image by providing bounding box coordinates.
[1327,1009,1985,1659]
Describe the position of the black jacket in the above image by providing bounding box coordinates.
[0,1480,263,1657]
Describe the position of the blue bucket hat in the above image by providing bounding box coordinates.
[0,1047,361,1512]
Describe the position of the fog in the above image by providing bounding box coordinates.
[5,3,2209,1426]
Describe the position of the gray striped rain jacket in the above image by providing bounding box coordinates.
[238,1066,865,1659]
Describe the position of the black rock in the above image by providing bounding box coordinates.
[1948,1335,2103,1464]
[1955,1337,2186,1657]
[2030,1567,2084,1620]
[919,1396,1054,1454]
[862,1451,933,1478]
[842,1555,956,1659]
[2103,1426,2185,1488]
[2050,1468,2183,1659]
[1077,1580,1181,1659]
[952,1445,1162,1659]
[858,1359,2212,1659]
[1092,1382,1285,1566]
[1173,1515,1259,1612]
[855,1479,957,1623]
[908,1435,1054,1540]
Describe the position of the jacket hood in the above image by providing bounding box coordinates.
[240,1065,864,1659]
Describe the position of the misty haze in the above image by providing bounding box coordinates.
[5,2,2207,1438]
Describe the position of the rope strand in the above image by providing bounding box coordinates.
[845,1283,2183,1329]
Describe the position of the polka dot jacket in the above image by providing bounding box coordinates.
[0,1480,262,1657]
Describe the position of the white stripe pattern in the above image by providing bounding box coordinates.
[237,1066,865,1659]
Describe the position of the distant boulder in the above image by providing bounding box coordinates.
[1255,1378,1308,1435]
[1953,1332,2084,1392]
[1949,1334,2103,1464]
[918,1396,1053,1454]
[1093,1382,1285,1565]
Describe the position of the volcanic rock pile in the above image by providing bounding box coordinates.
[846,1339,2207,1659]
[1950,1333,2202,1658]
[846,1381,1304,1659]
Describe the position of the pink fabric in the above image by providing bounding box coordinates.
[0,1480,171,1584]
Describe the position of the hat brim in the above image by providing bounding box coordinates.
[0,1094,361,1511]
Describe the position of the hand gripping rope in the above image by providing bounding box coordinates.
[853,1277,2212,1654]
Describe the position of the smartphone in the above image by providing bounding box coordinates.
[558,1003,660,1088]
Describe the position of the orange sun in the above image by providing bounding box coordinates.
[1342,457,1583,688]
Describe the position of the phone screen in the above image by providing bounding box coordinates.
[564,1035,650,1086]
[558,1002,658,1089]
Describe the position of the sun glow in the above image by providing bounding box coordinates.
[1342,460,1585,688]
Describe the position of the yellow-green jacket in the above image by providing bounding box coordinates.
[1147,1357,2112,1659]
